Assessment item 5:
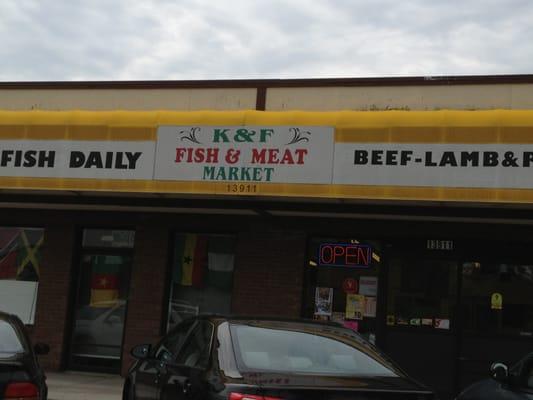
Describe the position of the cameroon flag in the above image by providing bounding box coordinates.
[90,255,120,307]
[173,234,207,288]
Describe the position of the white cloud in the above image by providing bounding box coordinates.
[0,0,532,80]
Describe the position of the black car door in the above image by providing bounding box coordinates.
[157,320,215,400]
[133,319,196,400]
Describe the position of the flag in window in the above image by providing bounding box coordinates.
[207,236,235,290]
[90,255,120,307]
[0,228,42,281]
[173,234,207,288]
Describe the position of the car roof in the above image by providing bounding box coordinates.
[191,313,346,328]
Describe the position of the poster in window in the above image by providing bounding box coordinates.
[343,320,359,331]
[346,294,364,320]
[314,287,333,316]
[331,312,345,325]
[364,296,377,317]
[434,319,450,330]
[359,276,378,296]
[491,293,503,310]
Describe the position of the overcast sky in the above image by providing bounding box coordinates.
[1,0,532,81]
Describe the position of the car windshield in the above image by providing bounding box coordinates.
[230,322,399,377]
[0,319,25,358]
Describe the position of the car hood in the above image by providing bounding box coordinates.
[236,371,431,393]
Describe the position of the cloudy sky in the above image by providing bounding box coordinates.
[1,0,532,81]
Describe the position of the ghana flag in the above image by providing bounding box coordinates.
[172,234,207,288]
[90,255,120,307]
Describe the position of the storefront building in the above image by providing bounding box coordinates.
[1,76,533,400]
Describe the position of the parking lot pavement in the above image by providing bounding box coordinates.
[46,371,124,400]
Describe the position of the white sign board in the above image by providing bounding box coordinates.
[154,126,335,184]
[0,281,39,324]
[333,143,533,189]
[0,140,155,180]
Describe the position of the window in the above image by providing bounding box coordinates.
[461,262,533,336]
[304,237,381,343]
[167,234,236,331]
[0,320,25,357]
[0,228,44,324]
[69,229,134,372]
[230,323,397,376]
[82,229,134,248]
[156,319,196,361]
[175,321,214,368]
[387,258,457,329]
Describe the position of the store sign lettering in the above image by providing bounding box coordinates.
[318,243,372,268]
[0,141,155,180]
[154,126,335,184]
[69,151,142,169]
[0,150,143,170]
[334,143,533,189]
[174,128,309,181]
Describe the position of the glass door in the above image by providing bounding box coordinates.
[458,259,533,391]
[69,229,134,373]
[384,257,458,400]
[303,237,382,345]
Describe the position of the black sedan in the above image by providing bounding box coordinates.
[123,315,434,400]
[456,353,533,399]
[0,310,49,400]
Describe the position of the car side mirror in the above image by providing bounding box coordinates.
[131,344,151,360]
[490,362,509,383]
[34,343,50,356]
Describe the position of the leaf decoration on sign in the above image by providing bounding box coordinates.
[178,127,202,144]
[286,127,311,145]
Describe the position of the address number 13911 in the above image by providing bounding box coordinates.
[226,184,258,193]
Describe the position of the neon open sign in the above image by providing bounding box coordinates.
[318,243,372,267]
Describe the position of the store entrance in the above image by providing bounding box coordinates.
[384,256,458,400]
[303,238,383,345]
[68,229,135,373]
[383,240,533,400]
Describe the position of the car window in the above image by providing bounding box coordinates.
[175,320,214,368]
[156,319,196,361]
[230,323,398,377]
[0,320,25,358]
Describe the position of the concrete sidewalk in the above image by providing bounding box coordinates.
[46,371,124,400]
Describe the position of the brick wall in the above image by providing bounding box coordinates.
[30,223,75,370]
[121,225,169,375]
[232,231,306,317]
